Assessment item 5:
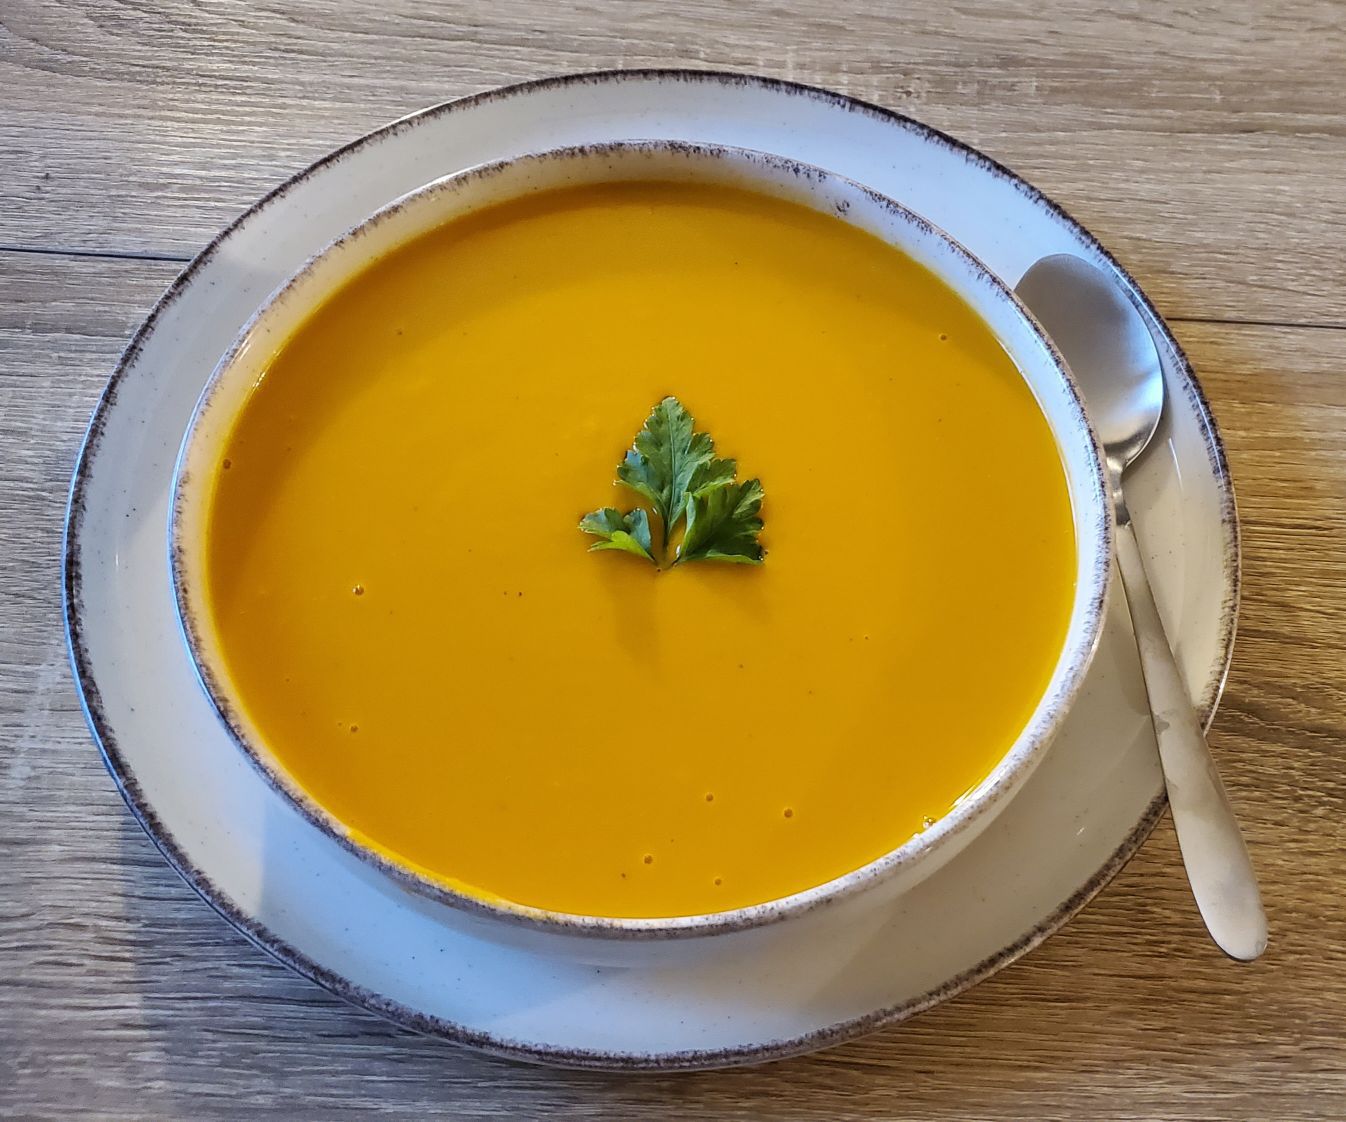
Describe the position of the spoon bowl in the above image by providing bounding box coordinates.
[1017,254,1166,475]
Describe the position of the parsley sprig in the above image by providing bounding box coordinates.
[580,397,765,567]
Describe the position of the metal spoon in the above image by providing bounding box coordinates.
[1017,253,1267,962]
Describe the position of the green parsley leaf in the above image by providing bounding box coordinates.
[616,396,734,538]
[677,478,766,565]
[581,396,765,568]
[688,453,738,498]
[578,507,654,561]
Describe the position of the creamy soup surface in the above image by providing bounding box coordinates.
[204,180,1076,918]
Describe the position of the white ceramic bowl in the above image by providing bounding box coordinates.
[171,141,1112,954]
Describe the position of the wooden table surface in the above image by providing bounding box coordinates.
[3,1,1344,1117]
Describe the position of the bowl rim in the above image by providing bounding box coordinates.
[169,138,1114,941]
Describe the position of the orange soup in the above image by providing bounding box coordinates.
[203,181,1076,918]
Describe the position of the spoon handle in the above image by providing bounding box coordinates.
[1115,515,1268,961]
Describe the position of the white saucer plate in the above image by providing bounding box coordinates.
[64,70,1237,1070]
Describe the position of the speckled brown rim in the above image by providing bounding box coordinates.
[62,68,1240,1070]
[167,138,1113,943]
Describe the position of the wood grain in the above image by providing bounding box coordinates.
[2,1,1345,1116]
[3,0,1345,326]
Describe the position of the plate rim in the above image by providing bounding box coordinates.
[62,66,1240,1070]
